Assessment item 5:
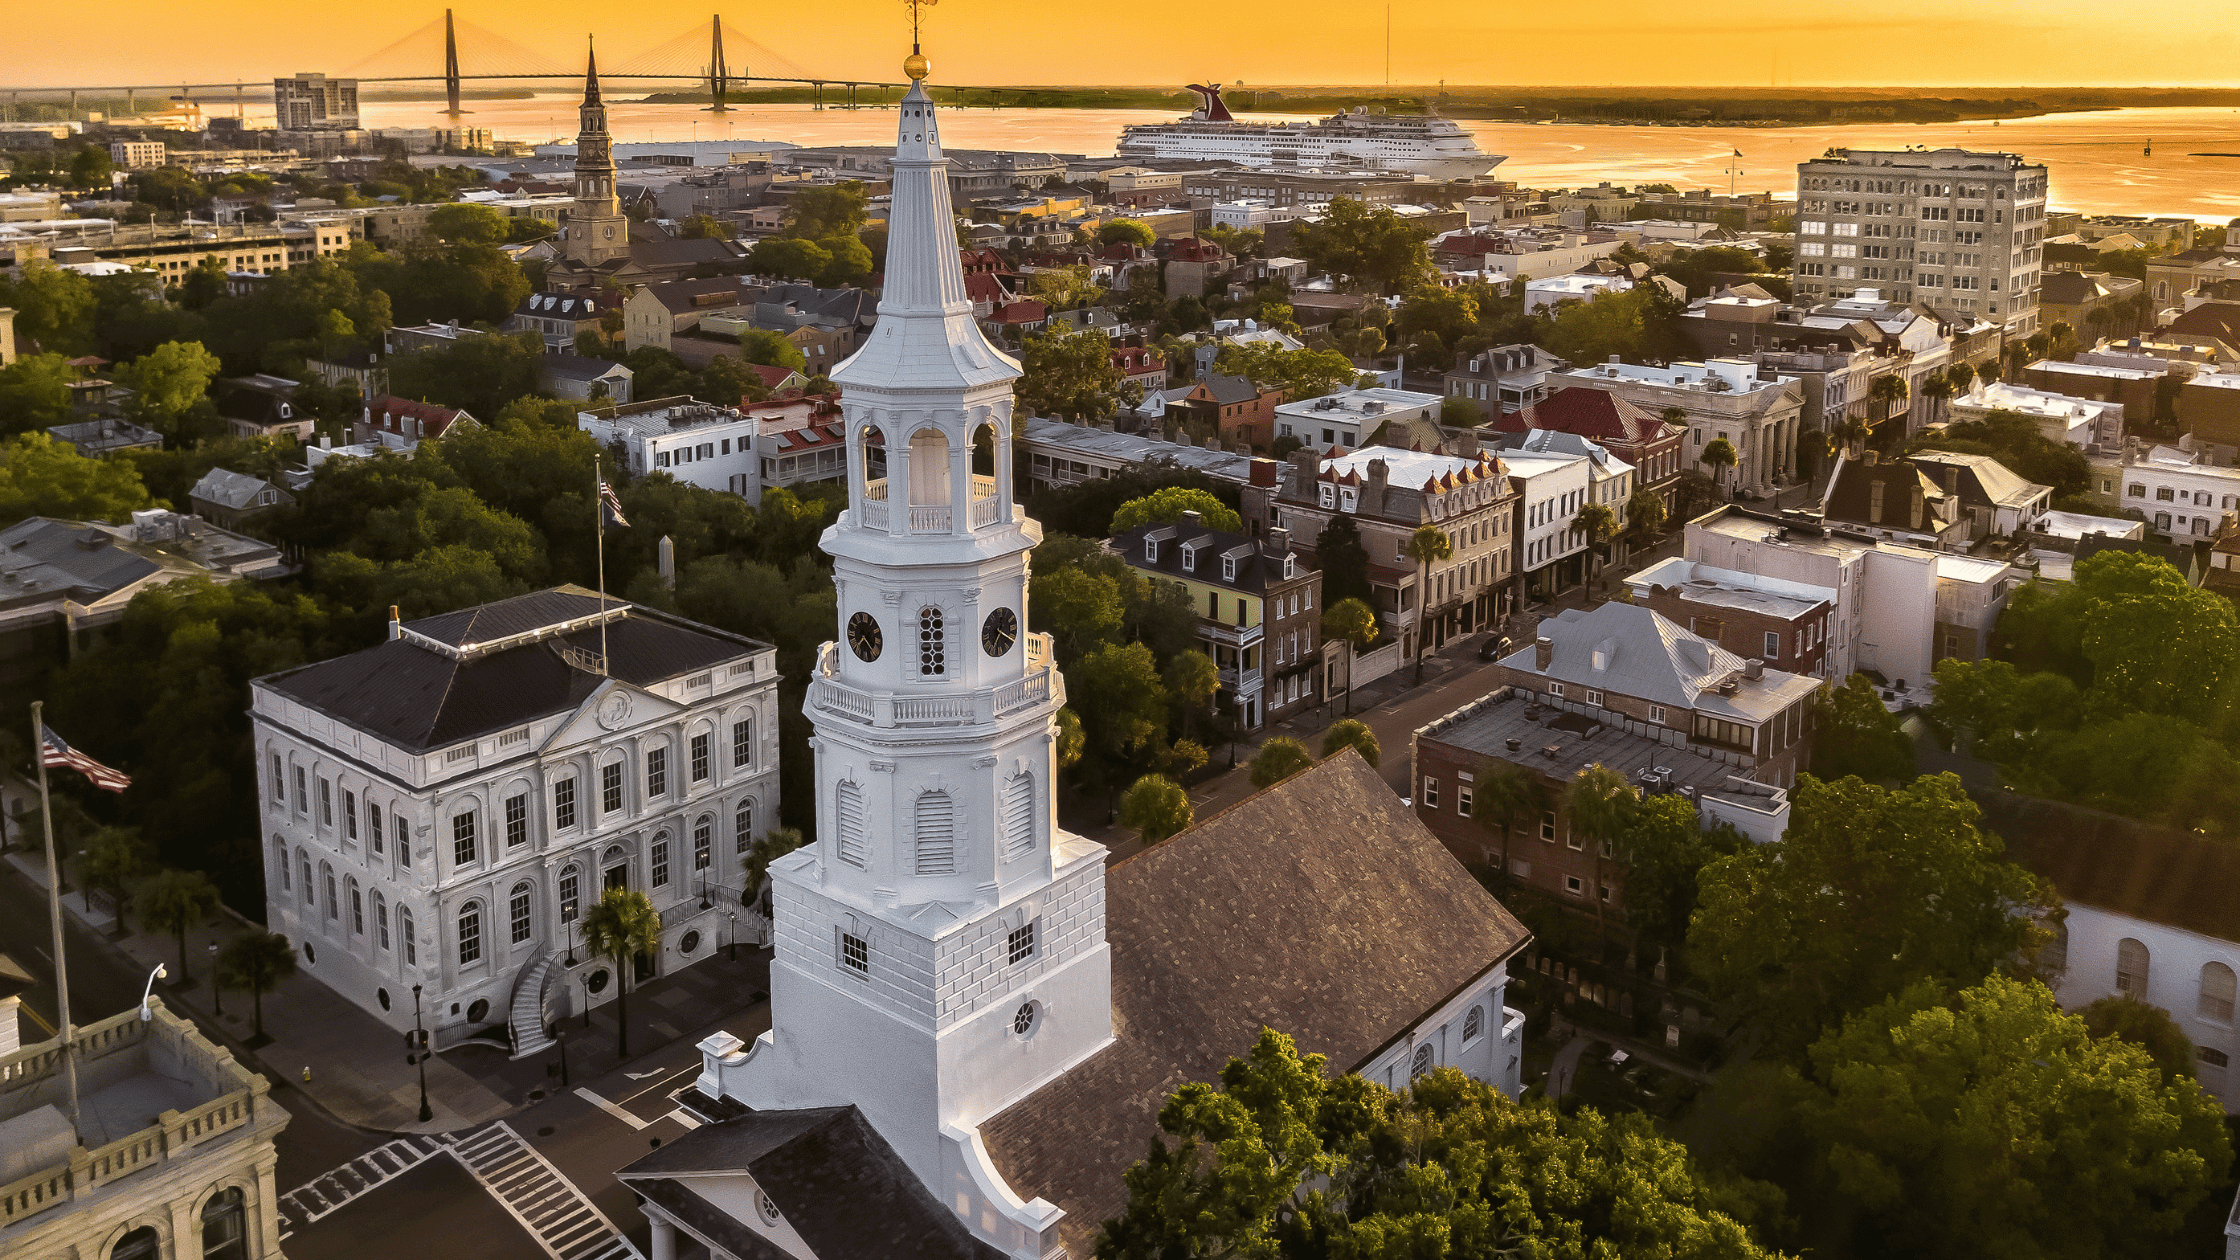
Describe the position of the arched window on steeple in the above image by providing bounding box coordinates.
[835,781,867,868]
[914,790,956,875]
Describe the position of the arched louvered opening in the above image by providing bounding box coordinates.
[914,790,956,875]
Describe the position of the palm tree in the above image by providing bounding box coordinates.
[1920,374,1955,428]
[581,887,662,1058]
[1474,760,1547,888]
[1699,438,1738,499]
[1868,373,1910,438]
[138,868,219,984]
[218,931,298,1042]
[1624,485,1669,543]
[1321,597,1379,714]
[1570,501,1618,596]
[1564,764,1640,933]
[1943,361,1976,396]
[1404,524,1453,684]
[1320,719,1380,768]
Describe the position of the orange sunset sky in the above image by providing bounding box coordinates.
[11,0,2240,89]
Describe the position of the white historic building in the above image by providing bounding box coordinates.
[250,588,781,1052]
[614,57,1531,1260]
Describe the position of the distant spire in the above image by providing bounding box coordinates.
[583,35,602,106]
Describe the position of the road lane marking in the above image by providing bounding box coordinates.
[448,1122,643,1260]
[572,1086,650,1130]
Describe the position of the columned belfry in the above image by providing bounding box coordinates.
[564,38,629,267]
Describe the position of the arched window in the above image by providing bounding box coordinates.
[2116,937,2150,994]
[918,606,946,676]
[914,790,956,875]
[202,1187,247,1260]
[320,862,338,920]
[273,837,289,893]
[400,906,417,966]
[458,901,483,965]
[2203,963,2236,1022]
[112,1226,161,1260]
[374,893,390,950]
[510,883,533,945]
[559,865,580,923]
[348,879,364,936]
[1410,1044,1434,1078]
[694,817,713,871]
[735,800,755,855]
[1002,774,1035,859]
[835,781,867,867]
[299,851,313,906]
[1462,1005,1485,1042]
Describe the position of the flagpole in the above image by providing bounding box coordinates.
[30,701,82,1142]
[595,454,609,676]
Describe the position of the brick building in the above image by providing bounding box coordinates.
[1628,558,1832,679]
[1110,515,1322,730]
[1501,387,1685,515]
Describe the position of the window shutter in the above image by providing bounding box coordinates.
[1003,775,1035,858]
[915,792,956,875]
[836,782,867,868]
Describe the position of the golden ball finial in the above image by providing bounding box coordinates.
[904,52,931,81]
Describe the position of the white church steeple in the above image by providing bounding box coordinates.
[696,47,1110,1260]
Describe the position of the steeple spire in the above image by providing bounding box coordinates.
[582,35,603,105]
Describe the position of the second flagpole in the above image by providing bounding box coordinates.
[31,700,83,1141]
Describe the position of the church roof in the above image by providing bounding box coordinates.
[617,1106,1003,1260]
[977,750,1529,1255]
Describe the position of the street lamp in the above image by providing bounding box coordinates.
[411,983,432,1123]
[208,941,222,1017]
[138,963,167,1021]
[726,911,737,962]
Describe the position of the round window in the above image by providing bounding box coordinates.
[1012,1002,1037,1037]
[587,968,611,994]
[378,988,391,1011]
[755,1188,781,1224]
[681,930,701,955]
[303,943,316,965]
[467,998,490,1025]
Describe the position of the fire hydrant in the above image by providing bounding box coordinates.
[302,1066,312,1083]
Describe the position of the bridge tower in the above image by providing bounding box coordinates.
[704,15,730,113]
[443,9,463,117]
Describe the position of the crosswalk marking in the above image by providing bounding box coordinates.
[448,1122,642,1260]
[275,1135,447,1240]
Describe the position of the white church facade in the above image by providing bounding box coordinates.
[616,47,1530,1260]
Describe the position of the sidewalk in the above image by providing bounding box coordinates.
[1,847,773,1136]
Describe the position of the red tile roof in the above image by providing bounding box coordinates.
[1515,387,1675,446]
[990,299,1048,324]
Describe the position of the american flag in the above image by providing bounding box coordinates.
[599,480,630,528]
[41,725,130,793]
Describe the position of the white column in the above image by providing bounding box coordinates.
[649,1214,677,1260]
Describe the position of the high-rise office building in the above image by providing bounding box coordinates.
[1791,147,2048,336]
[273,73,360,130]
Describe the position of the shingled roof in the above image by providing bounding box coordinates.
[1983,792,2240,945]
[1510,387,1674,445]
[616,1106,1003,1260]
[978,751,1529,1255]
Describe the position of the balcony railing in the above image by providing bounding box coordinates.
[810,633,1062,728]
[856,475,1005,534]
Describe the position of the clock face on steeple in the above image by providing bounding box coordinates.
[847,611,883,661]
[981,607,1018,657]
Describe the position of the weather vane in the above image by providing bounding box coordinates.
[903,0,936,80]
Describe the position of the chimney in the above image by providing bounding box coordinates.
[1182,509,1203,527]
[1250,456,1279,487]
[1861,449,1879,465]
[1534,636,1553,670]
[388,605,402,640]
[1267,526,1291,554]
[1289,448,1321,484]
[1743,659,1764,680]
[1940,465,1960,494]
[320,433,332,450]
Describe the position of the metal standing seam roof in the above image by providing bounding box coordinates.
[1502,602,1820,723]
[0,518,162,602]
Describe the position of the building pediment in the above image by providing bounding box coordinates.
[543,676,687,751]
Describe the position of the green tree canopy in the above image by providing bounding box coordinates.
[1098,219,1158,250]
[1811,673,1917,783]
[1691,772,2052,1056]
[1319,718,1379,767]
[1320,596,1378,649]
[384,330,548,420]
[1109,486,1242,534]
[1030,566,1126,667]
[1097,1027,1782,1259]
[137,867,221,978]
[746,236,834,283]
[0,353,77,435]
[425,202,509,245]
[1210,342,1363,402]
[0,261,98,355]
[117,339,223,441]
[1289,197,1434,293]
[580,887,662,1056]
[0,433,157,523]
[1314,514,1373,608]
[736,328,808,371]
[1615,792,1745,948]
[1018,328,1124,421]
[217,931,298,1039]
[2079,993,2198,1084]
[783,181,868,241]
[1249,736,1315,789]
[1790,976,2228,1260]
[1118,773,1193,843]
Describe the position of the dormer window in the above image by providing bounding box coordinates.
[1319,483,1336,508]
[1283,555,1296,580]
[1221,555,1237,581]
[1181,544,1197,573]
[1145,538,1160,563]
[1340,488,1358,511]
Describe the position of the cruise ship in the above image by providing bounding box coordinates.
[1115,84,1503,180]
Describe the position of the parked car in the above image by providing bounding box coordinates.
[1478,634,1512,662]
